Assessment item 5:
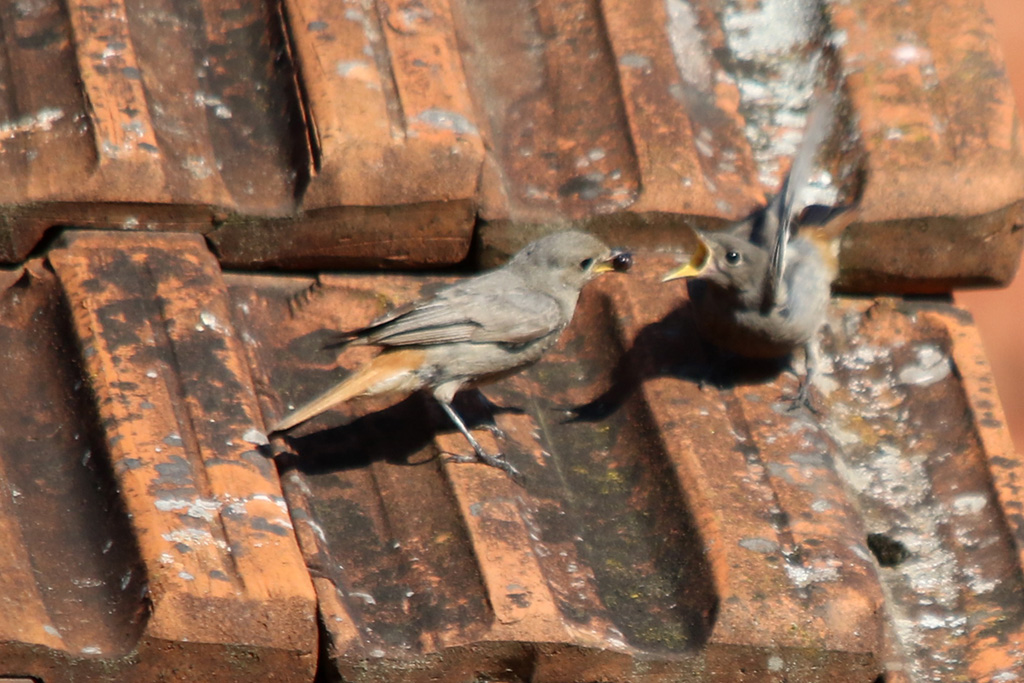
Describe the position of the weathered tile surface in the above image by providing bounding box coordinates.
[1,232,1021,680]
[0,0,1020,288]
[0,0,1022,679]
[0,233,317,681]
[228,248,1024,682]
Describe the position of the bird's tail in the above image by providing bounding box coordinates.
[270,348,426,433]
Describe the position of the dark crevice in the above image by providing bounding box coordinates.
[866,533,910,568]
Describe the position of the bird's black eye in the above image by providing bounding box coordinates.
[579,258,594,270]
[724,250,741,265]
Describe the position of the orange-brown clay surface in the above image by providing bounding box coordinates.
[0,0,1019,286]
[0,0,1022,680]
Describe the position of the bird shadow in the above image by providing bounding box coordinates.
[272,390,523,476]
[566,303,791,422]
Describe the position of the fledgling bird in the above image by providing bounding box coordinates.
[663,89,863,407]
[271,230,633,480]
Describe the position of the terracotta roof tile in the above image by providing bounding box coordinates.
[225,247,1019,681]
[0,0,1022,680]
[0,233,317,681]
[1,234,1021,679]
[0,0,1019,287]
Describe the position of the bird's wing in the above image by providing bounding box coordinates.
[355,277,565,347]
[762,89,838,312]
[321,298,421,349]
[761,192,790,313]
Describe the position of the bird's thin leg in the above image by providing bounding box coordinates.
[437,398,524,482]
[786,342,819,414]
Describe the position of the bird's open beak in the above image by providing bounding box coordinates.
[593,250,633,274]
[662,237,711,281]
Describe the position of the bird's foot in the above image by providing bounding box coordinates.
[783,378,819,415]
[482,421,509,441]
[445,448,525,485]
[476,448,525,484]
[437,398,525,484]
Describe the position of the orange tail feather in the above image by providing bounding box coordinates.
[270,348,426,433]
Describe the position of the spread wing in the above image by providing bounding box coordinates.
[339,274,566,348]
[762,89,837,312]
[760,189,790,314]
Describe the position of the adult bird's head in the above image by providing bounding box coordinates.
[512,230,632,291]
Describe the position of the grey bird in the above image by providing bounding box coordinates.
[663,89,863,406]
[271,230,632,480]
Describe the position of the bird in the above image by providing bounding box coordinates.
[270,230,633,480]
[662,88,864,407]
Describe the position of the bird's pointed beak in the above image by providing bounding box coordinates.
[593,250,633,274]
[662,237,711,282]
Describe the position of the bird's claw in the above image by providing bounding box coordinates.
[482,422,509,441]
[444,448,525,485]
[475,448,526,485]
[784,380,819,414]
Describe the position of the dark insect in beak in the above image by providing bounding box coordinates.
[612,252,633,272]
